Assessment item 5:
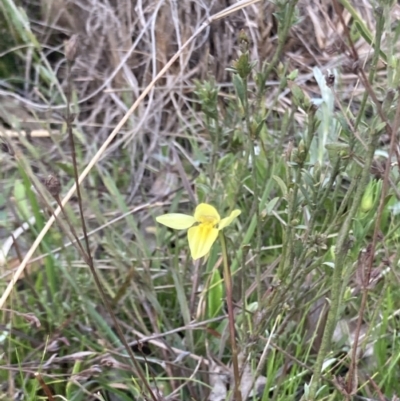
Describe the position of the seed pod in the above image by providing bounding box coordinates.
[45,175,61,197]
[64,34,79,62]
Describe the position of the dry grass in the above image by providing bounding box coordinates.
[0,0,383,202]
[1,0,398,400]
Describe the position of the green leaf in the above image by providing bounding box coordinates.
[233,74,246,106]
[265,197,280,215]
[13,179,30,220]
[207,268,224,319]
[287,69,299,80]
[272,175,287,196]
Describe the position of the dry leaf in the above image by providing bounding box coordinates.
[237,352,268,400]
[248,376,268,399]
[208,360,228,401]
[333,319,374,359]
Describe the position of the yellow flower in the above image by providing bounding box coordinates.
[156,203,241,260]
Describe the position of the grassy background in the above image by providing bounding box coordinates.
[1,0,400,400]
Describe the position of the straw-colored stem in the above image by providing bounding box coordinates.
[220,232,242,401]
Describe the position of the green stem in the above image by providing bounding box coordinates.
[242,72,262,300]
[276,172,299,280]
[277,107,316,280]
[262,0,298,81]
[353,5,385,130]
[208,114,219,180]
[306,130,380,400]
[220,232,241,401]
[339,0,386,64]
[324,172,360,236]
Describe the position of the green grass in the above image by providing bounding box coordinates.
[2,0,400,400]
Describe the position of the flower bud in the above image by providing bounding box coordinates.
[313,161,321,182]
[238,29,249,53]
[298,139,306,157]
[360,180,377,213]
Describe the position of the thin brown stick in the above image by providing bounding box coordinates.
[34,373,55,401]
[64,51,158,400]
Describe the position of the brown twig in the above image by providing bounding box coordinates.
[63,39,158,401]
[34,373,55,401]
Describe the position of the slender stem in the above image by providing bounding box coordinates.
[345,13,388,393]
[353,5,385,131]
[220,232,242,401]
[207,115,216,179]
[242,73,262,300]
[306,129,380,400]
[262,0,298,81]
[279,167,301,280]
[65,59,158,401]
[324,173,359,236]
[277,108,316,280]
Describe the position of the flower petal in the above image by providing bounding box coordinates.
[218,209,241,230]
[156,213,196,230]
[194,203,220,224]
[188,224,219,260]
